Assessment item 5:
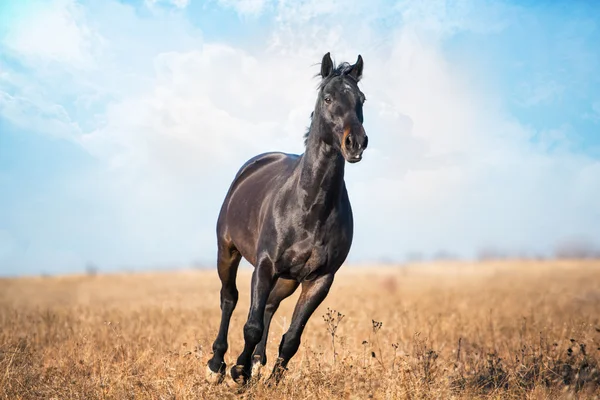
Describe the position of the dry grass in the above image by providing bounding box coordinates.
[1,260,600,399]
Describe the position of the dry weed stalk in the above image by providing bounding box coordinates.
[322,308,345,364]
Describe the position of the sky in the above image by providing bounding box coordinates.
[0,0,599,276]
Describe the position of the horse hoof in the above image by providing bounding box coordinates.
[205,359,226,384]
[230,364,249,385]
[205,365,225,384]
[267,357,287,385]
[251,355,263,378]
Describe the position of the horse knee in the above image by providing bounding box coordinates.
[244,321,263,345]
[220,287,238,307]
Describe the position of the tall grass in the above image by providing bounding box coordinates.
[1,260,599,399]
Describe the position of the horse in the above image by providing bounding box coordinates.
[206,52,369,385]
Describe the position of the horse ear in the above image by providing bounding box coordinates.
[349,55,363,81]
[321,52,333,78]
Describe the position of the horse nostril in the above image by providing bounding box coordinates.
[363,135,368,149]
[345,135,352,148]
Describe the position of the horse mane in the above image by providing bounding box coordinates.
[303,112,314,146]
[303,61,357,146]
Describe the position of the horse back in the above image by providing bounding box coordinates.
[233,152,297,181]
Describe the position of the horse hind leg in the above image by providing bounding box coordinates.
[206,240,241,382]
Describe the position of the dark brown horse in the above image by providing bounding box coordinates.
[206,52,369,384]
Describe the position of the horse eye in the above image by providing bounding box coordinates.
[324,96,332,104]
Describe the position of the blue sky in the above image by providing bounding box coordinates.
[1,0,599,276]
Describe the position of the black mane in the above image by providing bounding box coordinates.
[303,112,314,145]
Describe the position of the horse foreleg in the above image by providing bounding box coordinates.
[252,278,299,374]
[230,258,277,384]
[269,273,334,383]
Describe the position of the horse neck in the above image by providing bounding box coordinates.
[297,121,346,211]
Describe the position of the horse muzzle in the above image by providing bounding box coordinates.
[342,128,368,163]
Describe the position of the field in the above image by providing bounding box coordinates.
[1,260,599,399]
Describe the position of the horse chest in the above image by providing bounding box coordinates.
[276,222,350,280]
[264,178,353,279]
[278,241,328,281]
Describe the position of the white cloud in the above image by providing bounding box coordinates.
[78,43,318,178]
[2,0,103,69]
[0,91,82,139]
[217,0,268,15]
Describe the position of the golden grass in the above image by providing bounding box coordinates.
[1,260,599,399]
